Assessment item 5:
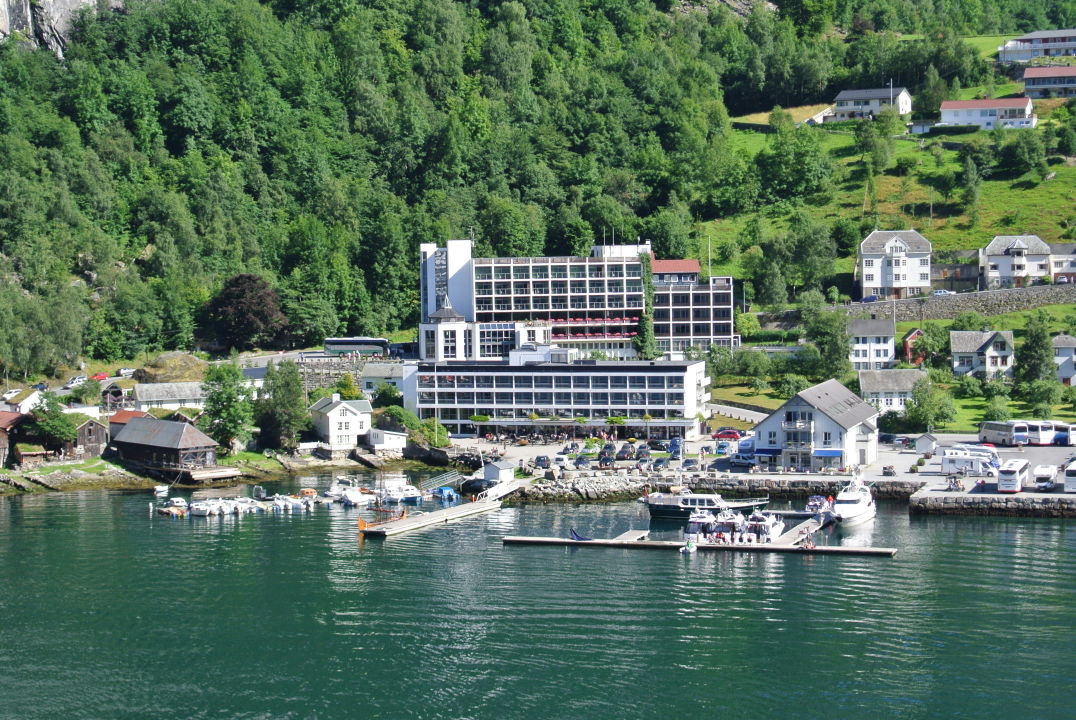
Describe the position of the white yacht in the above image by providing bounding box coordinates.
[832,477,876,525]
[378,477,424,504]
[743,510,786,543]
[341,488,372,507]
[682,509,718,546]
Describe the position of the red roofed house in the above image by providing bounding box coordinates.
[938,97,1036,130]
[108,410,152,440]
[651,259,702,282]
[1023,66,1076,98]
[0,411,26,467]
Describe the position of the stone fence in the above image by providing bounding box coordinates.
[837,284,1076,323]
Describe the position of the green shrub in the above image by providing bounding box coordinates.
[917,457,926,466]
[909,465,918,473]
[925,125,980,136]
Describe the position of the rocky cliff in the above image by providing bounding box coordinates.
[0,0,119,58]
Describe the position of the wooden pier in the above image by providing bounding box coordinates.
[501,534,897,557]
[360,478,529,537]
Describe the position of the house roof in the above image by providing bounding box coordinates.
[133,382,206,402]
[309,396,373,415]
[1050,242,1076,255]
[949,330,1014,353]
[918,433,937,441]
[860,230,932,253]
[790,379,878,430]
[7,388,38,405]
[848,318,896,336]
[0,411,25,431]
[1024,66,1076,79]
[429,305,465,321]
[940,98,1031,111]
[902,327,924,341]
[109,409,152,425]
[983,234,1051,256]
[1014,29,1076,41]
[242,366,268,381]
[1053,334,1076,348]
[858,369,927,394]
[362,363,404,379]
[834,87,909,101]
[112,417,217,449]
[488,460,516,471]
[652,259,701,274]
[66,412,104,429]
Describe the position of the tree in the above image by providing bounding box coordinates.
[735,349,771,378]
[913,323,949,368]
[70,380,102,406]
[754,262,788,306]
[982,396,1012,422]
[707,344,735,378]
[1014,311,1055,385]
[961,156,982,227]
[372,382,403,408]
[334,373,362,401]
[1022,379,1062,418]
[774,374,810,398]
[955,374,983,398]
[735,313,761,340]
[633,315,660,360]
[254,361,308,452]
[28,393,77,446]
[804,310,850,380]
[950,311,987,331]
[205,275,287,352]
[982,377,1011,400]
[199,362,252,451]
[904,378,956,431]
[999,130,1049,180]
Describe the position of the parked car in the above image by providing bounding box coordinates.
[574,456,591,469]
[615,448,634,461]
[879,433,898,444]
[713,429,742,440]
[1058,276,1070,284]
[2,388,21,400]
[652,457,669,470]
[716,441,732,455]
[553,454,570,468]
[90,372,109,381]
[647,439,669,451]
[117,368,136,378]
[861,295,879,303]
[63,376,87,389]
[669,449,683,461]
[728,453,756,468]
[635,447,651,460]
[682,459,699,471]
[598,458,614,470]
[534,455,551,469]
[30,382,48,391]
[932,289,956,296]
[602,443,616,454]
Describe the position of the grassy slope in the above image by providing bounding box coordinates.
[732,103,834,124]
[895,303,1075,342]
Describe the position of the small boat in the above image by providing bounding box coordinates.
[253,485,268,501]
[643,486,768,520]
[832,477,876,526]
[679,539,697,554]
[166,498,188,509]
[378,477,424,504]
[341,488,372,508]
[153,485,169,496]
[743,510,786,543]
[430,486,460,501]
[189,500,219,517]
[569,528,592,541]
[683,509,718,546]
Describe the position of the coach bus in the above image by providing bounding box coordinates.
[978,421,1029,446]
[997,459,1030,493]
[323,337,390,356]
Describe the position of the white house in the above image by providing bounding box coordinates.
[848,318,897,370]
[367,427,408,451]
[1050,242,1076,283]
[1054,334,1076,386]
[309,394,372,449]
[750,379,879,471]
[915,433,938,455]
[1023,66,1076,98]
[979,235,1052,288]
[950,330,1015,378]
[830,87,912,121]
[858,230,932,299]
[857,369,927,411]
[132,382,207,412]
[999,29,1076,63]
[4,388,42,414]
[938,98,1037,130]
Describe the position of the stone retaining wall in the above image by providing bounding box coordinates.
[909,491,1076,517]
[838,284,1076,323]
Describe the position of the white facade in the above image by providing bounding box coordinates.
[979,235,1052,288]
[858,369,927,411]
[999,30,1076,63]
[368,428,408,451]
[950,331,1015,379]
[938,98,1037,130]
[1054,334,1076,386]
[848,318,896,370]
[419,315,553,363]
[831,87,912,121]
[418,239,737,359]
[309,394,372,449]
[858,230,932,299]
[403,345,711,440]
[5,389,42,414]
[750,379,879,471]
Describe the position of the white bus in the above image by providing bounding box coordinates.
[1065,461,1076,493]
[979,421,1029,446]
[997,459,1030,493]
[1023,421,1057,446]
[1051,422,1072,447]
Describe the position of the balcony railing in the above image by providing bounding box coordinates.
[782,441,812,449]
[781,420,812,430]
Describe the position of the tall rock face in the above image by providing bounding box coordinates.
[0,0,117,58]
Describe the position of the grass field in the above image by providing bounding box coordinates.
[895,303,1076,343]
[936,394,1076,433]
[732,103,833,124]
[710,383,785,411]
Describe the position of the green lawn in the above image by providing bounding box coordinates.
[954,81,1022,100]
[937,393,1076,433]
[218,451,287,471]
[895,303,1076,343]
[710,383,785,411]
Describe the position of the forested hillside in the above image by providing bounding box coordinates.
[0,0,1070,376]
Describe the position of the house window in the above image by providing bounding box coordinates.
[990,264,999,270]
[919,258,928,266]
[919,273,928,281]
[1038,264,1047,271]
[993,342,1006,351]
[865,274,874,282]
[864,259,874,268]
[767,431,776,444]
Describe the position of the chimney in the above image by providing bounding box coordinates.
[332,393,341,402]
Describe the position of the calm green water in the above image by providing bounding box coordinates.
[1,474,1073,720]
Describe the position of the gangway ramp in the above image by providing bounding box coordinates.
[360,477,529,538]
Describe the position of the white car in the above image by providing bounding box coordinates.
[63,376,87,389]
[552,454,570,468]
[2,388,21,400]
[932,289,956,296]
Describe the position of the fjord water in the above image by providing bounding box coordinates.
[1,479,1073,720]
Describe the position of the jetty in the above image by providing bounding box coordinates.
[359,477,528,537]
[503,515,896,557]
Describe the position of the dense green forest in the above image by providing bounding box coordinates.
[0,0,1070,376]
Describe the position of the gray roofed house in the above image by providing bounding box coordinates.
[1053,334,1076,348]
[999,29,1076,62]
[132,382,207,411]
[751,379,880,471]
[950,330,1015,378]
[858,369,927,411]
[983,235,1051,256]
[859,230,932,253]
[834,87,909,102]
[848,318,896,336]
[831,86,913,121]
[848,317,897,369]
[309,394,373,449]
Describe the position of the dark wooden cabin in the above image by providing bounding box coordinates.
[111,417,218,470]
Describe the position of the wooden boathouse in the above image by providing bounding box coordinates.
[111,417,239,482]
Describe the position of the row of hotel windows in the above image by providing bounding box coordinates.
[476,296,644,311]
[864,258,928,267]
[417,391,686,406]
[474,263,641,281]
[863,274,929,282]
[476,280,644,295]
[417,374,686,389]
[423,407,687,420]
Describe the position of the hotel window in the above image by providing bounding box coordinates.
[865,274,874,282]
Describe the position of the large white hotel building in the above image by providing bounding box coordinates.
[418,239,738,358]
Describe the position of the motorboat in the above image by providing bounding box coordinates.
[430,486,460,501]
[832,477,876,525]
[378,477,424,504]
[742,510,786,543]
[341,488,373,507]
[153,485,169,496]
[712,508,746,538]
[683,509,718,545]
[643,486,768,520]
[189,500,221,517]
[165,498,188,509]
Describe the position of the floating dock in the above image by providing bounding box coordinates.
[501,535,897,557]
[360,478,528,537]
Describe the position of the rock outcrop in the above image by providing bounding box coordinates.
[1,0,120,58]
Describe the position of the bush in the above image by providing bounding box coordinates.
[773,373,810,398]
[877,410,905,433]
[925,125,980,136]
[982,378,1011,400]
[909,465,918,473]
[377,405,422,432]
[927,367,953,384]
[917,457,926,466]
[955,374,983,398]
[1031,402,1053,419]
[894,156,918,176]
[982,397,1012,422]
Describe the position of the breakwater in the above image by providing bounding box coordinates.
[910,487,1076,517]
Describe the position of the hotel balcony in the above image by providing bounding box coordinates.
[782,440,812,450]
[781,420,812,430]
